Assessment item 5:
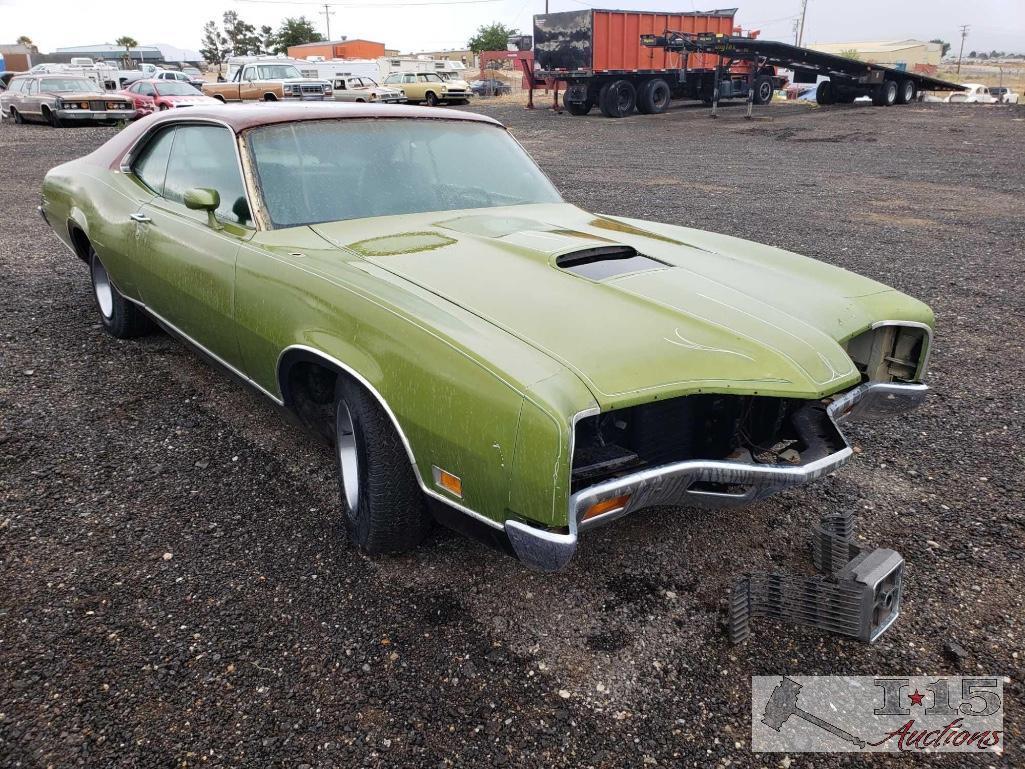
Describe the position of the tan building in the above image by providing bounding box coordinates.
[407,48,476,67]
[808,40,943,69]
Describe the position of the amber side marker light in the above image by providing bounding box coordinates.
[581,494,631,522]
[432,466,462,498]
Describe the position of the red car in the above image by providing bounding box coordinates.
[120,79,220,117]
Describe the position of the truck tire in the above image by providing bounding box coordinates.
[599,79,636,118]
[815,81,835,105]
[335,378,431,555]
[637,78,671,114]
[896,79,916,104]
[873,79,898,106]
[753,75,775,105]
[564,92,592,115]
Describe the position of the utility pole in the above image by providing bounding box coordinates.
[956,24,969,73]
[797,0,809,47]
[321,3,336,41]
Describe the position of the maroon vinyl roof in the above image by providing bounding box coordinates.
[90,103,502,170]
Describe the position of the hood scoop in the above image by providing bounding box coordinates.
[556,246,669,281]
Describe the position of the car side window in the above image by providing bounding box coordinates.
[403,74,415,83]
[140,83,155,96]
[163,125,251,226]
[28,80,39,95]
[132,127,176,194]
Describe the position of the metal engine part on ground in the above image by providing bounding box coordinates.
[729,509,904,643]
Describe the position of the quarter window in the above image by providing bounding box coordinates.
[132,127,175,194]
[162,125,250,225]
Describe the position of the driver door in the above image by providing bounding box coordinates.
[240,66,261,100]
[130,123,255,369]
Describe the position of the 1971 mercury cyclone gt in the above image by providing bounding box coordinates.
[40,104,933,571]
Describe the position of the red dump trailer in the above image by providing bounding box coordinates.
[533,8,780,117]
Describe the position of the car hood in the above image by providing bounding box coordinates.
[51,91,108,100]
[311,203,931,408]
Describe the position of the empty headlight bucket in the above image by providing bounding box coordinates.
[845,322,931,382]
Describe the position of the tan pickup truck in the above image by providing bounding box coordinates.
[202,61,331,102]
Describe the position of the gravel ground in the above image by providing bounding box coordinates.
[1,101,1023,768]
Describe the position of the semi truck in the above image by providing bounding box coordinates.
[533,8,780,117]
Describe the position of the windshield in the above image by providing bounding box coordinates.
[255,65,301,80]
[157,82,201,96]
[248,119,562,228]
[44,78,101,93]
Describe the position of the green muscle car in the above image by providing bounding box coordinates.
[40,103,933,571]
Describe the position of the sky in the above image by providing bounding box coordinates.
[1,0,1023,56]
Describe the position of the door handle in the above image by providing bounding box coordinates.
[130,213,152,223]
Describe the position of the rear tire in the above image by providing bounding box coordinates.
[752,75,774,105]
[896,79,916,104]
[873,79,898,106]
[637,78,671,114]
[815,81,835,105]
[89,248,153,338]
[335,379,431,555]
[598,79,636,118]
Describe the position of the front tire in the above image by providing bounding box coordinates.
[335,379,431,555]
[89,248,152,338]
[10,107,24,124]
[425,91,439,106]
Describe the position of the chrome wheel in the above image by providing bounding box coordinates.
[91,255,114,319]
[337,400,360,511]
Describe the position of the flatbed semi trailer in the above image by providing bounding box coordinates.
[533,8,781,118]
[643,31,966,107]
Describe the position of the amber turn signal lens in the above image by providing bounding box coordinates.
[432,466,462,498]
[582,494,630,521]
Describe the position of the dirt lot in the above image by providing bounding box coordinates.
[1,101,1023,767]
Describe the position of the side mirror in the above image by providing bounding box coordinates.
[184,187,222,229]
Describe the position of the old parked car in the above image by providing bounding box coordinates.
[470,78,512,97]
[120,79,220,117]
[332,76,405,104]
[202,60,331,102]
[152,69,206,91]
[988,86,1020,104]
[946,83,997,103]
[382,72,470,105]
[1,74,135,126]
[39,104,933,571]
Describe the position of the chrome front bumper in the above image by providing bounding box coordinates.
[504,381,928,572]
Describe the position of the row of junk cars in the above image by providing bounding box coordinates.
[0,56,507,127]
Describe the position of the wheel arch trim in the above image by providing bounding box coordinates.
[275,343,504,531]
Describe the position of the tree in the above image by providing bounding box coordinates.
[968,50,977,58]
[223,11,261,56]
[929,39,951,58]
[839,48,860,61]
[272,17,324,53]
[199,20,231,75]
[16,35,37,52]
[467,22,517,54]
[259,25,277,56]
[116,36,139,64]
